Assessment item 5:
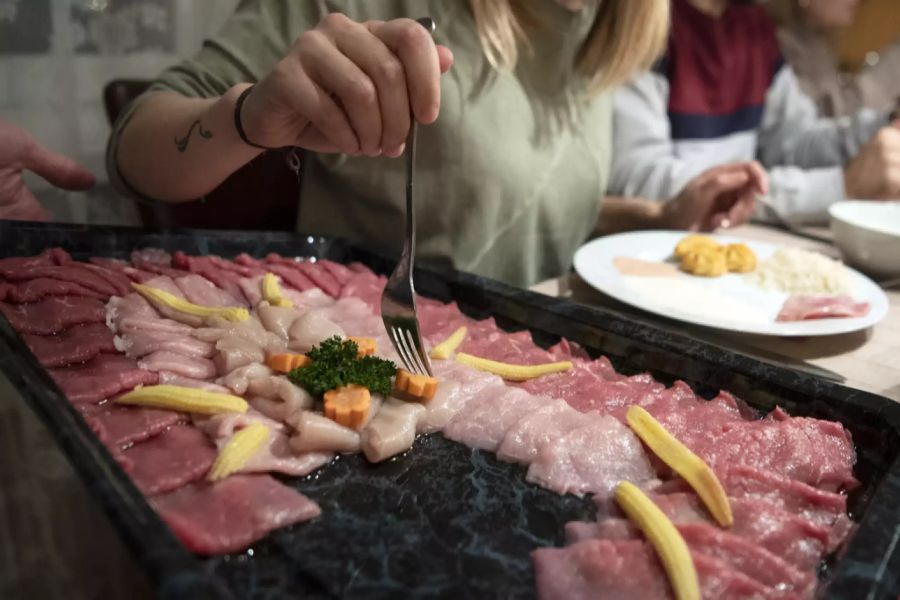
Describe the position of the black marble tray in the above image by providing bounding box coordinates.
[1,221,899,600]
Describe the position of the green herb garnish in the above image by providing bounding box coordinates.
[288,336,396,397]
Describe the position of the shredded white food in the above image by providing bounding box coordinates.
[748,248,851,294]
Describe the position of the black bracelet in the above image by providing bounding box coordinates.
[234,85,278,150]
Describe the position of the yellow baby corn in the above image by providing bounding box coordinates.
[615,481,699,600]
[132,282,249,322]
[116,385,248,415]
[626,405,733,527]
[430,326,468,360]
[208,422,270,481]
[261,272,293,308]
[455,352,572,381]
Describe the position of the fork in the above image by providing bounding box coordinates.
[380,17,436,377]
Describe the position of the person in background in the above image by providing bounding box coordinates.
[109,0,765,287]
[0,119,95,221]
[610,0,900,227]
[766,0,900,118]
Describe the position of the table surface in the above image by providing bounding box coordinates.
[531,223,900,403]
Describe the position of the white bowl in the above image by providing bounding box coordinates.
[829,201,900,278]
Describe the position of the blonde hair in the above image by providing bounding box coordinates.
[469,0,670,95]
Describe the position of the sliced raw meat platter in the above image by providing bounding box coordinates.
[0,247,860,597]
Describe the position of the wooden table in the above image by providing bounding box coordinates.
[531,224,900,402]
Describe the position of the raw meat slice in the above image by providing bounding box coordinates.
[219,363,273,395]
[526,416,657,497]
[89,257,156,283]
[209,255,265,277]
[777,294,870,322]
[265,262,317,292]
[338,270,386,311]
[49,355,158,404]
[265,256,341,297]
[2,277,107,303]
[214,337,266,375]
[257,302,301,339]
[237,275,264,307]
[175,274,243,307]
[194,316,285,353]
[246,375,314,421]
[23,322,116,367]
[314,297,382,337]
[360,398,426,462]
[80,403,183,449]
[157,371,231,393]
[289,411,361,453]
[62,260,132,297]
[172,252,247,304]
[120,424,217,495]
[150,474,321,555]
[532,539,768,600]
[138,276,206,327]
[288,310,345,351]
[139,350,217,380]
[497,400,596,464]
[130,248,188,279]
[417,361,500,434]
[442,386,545,452]
[1,296,106,335]
[317,259,353,286]
[116,330,215,359]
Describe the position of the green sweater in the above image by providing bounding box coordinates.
[108,0,613,287]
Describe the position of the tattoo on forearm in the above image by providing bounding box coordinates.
[174,120,213,152]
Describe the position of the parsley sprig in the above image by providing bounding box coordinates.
[288,336,396,397]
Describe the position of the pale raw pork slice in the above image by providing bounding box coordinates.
[237,275,264,307]
[288,309,345,352]
[175,274,243,307]
[316,297,384,336]
[777,294,870,322]
[121,424,217,495]
[150,474,321,555]
[157,371,231,394]
[442,386,546,452]
[360,398,426,462]
[219,363,273,395]
[172,252,247,304]
[526,415,656,497]
[80,403,183,449]
[23,322,117,368]
[196,411,333,477]
[195,316,284,353]
[50,354,158,404]
[214,336,266,375]
[1,296,106,335]
[115,330,215,359]
[497,400,597,464]
[417,361,500,434]
[257,302,301,339]
[338,270,385,311]
[138,350,217,380]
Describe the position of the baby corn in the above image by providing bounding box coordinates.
[455,352,572,381]
[616,481,699,600]
[626,405,733,527]
[208,422,270,481]
[116,385,248,415]
[430,326,468,360]
[132,283,249,322]
[261,272,293,308]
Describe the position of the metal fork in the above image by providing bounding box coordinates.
[381,17,435,377]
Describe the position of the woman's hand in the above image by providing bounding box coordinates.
[0,120,95,221]
[239,14,454,157]
[661,161,768,231]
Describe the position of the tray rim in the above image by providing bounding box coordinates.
[1,220,899,599]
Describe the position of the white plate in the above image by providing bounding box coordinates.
[573,231,889,336]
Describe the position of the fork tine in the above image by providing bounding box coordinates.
[391,326,417,374]
[400,328,426,376]
[403,328,431,376]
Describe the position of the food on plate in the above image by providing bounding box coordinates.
[455,352,573,381]
[626,406,732,527]
[615,481,699,600]
[116,384,248,414]
[208,422,270,481]
[723,243,756,273]
[612,256,679,278]
[265,352,311,373]
[0,246,859,594]
[394,369,439,401]
[777,294,870,322]
[679,247,727,277]
[347,335,377,356]
[749,248,851,294]
[261,272,293,308]
[674,235,718,259]
[429,325,468,359]
[132,282,250,323]
[674,235,757,277]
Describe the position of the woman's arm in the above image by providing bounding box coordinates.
[115,15,453,202]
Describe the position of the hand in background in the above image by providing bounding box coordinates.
[0,119,95,221]
[843,121,900,199]
[662,161,769,231]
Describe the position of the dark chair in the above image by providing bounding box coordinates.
[103,79,302,230]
